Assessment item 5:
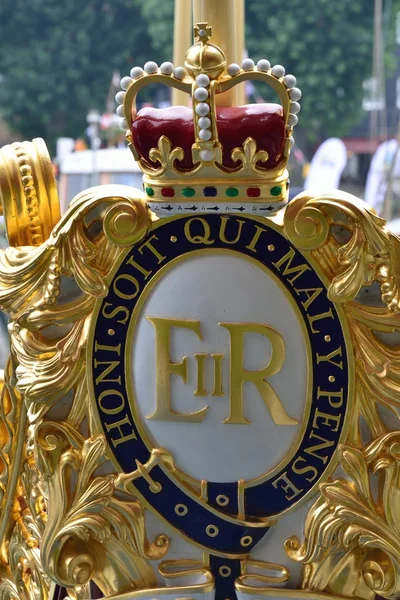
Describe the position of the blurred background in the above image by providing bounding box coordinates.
[0,0,399,216]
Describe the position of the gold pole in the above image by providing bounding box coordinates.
[172,0,192,106]
[192,0,245,106]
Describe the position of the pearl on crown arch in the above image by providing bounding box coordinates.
[257,59,271,72]
[284,74,297,88]
[160,62,174,75]
[194,88,209,101]
[199,129,212,141]
[241,58,254,71]
[120,76,132,91]
[130,66,144,79]
[174,67,186,80]
[272,65,285,78]
[198,116,211,129]
[144,61,158,74]
[196,74,210,87]
[227,63,240,76]
[290,88,302,101]
[196,103,210,116]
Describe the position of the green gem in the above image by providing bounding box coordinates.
[271,186,282,197]
[226,187,239,197]
[182,187,195,197]
[146,187,154,197]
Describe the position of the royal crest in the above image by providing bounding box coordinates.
[0,5,400,600]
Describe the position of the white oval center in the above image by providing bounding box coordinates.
[131,251,309,482]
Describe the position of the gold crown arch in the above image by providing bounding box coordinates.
[0,3,399,600]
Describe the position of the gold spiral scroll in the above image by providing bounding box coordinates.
[0,138,60,247]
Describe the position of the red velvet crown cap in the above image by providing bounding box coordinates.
[131,104,285,171]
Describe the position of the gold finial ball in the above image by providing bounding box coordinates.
[185,41,226,80]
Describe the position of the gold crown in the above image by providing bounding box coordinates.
[115,23,301,216]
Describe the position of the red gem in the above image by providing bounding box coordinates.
[161,187,175,197]
[247,187,261,197]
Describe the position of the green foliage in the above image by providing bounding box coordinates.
[0,0,387,147]
[247,0,375,140]
[0,0,152,150]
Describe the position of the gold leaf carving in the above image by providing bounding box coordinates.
[286,432,400,600]
[36,421,169,594]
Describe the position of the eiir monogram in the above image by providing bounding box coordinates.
[146,316,298,426]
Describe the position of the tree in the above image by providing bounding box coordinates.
[0,0,153,151]
[136,0,380,142]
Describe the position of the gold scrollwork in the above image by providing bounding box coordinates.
[286,432,400,600]
[282,191,400,599]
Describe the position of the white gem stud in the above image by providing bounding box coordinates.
[198,116,211,129]
[120,76,133,91]
[283,74,296,88]
[288,114,298,127]
[174,66,186,80]
[130,66,144,79]
[199,128,212,141]
[290,87,302,101]
[194,87,209,101]
[290,101,301,114]
[196,73,210,87]
[196,102,210,116]
[227,63,241,76]
[272,65,285,78]
[144,61,158,74]
[160,61,174,75]
[257,59,271,72]
[200,149,214,161]
[115,91,126,105]
[241,58,255,71]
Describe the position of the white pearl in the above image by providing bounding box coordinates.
[289,136,294,148]
[200,149,214,161]
[174,66,186,80]
[195,102,210,116]
[144,61,158,74]
[120,118,129,130]
[241,58,254,71]
[160,61,174,75]
[198,116,211,129]
[130,66,144,79]
[194,87,209,101]
[290,87,302,101]
[272,65,285,78]
[199,128,212,141]
[227,63,240,76]
[284,74,296,88]
[115,91,126,105]
[196,74,210,87]
[120,76,133,91]
[288,114,298,127]
[290,101,301,114]
[116,105,125,117]
[257,59,271,72]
